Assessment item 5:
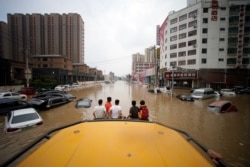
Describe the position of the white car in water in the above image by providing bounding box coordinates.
[0,92,27,101]
[4,108,43,133]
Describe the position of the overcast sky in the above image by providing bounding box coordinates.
[0,0,186,76]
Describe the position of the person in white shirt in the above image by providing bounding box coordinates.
[109,99,122,119]
[93,99,106,119]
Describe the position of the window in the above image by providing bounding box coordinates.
[188,50,196,56]
[202,38,207,43]
[221,7,226,10]
[170,35,177,41]
[179,42,186,48]
[170,27,177,33]
[203,18,208,23]
[188,20,197,27]
[228,37,238,44]
[178,51,186,57]
[170,44,177,50]
[42,58,48,61]
[187,59,196,65]
[229,16,239,24]
[242,58,250,65]
[227,58,236,65]
[43,64,48,67]
[189,10,198,18]
[219,48,224,51]
[220,18,226,21]
[178,60,186,66]
[170,18,178,25]
[219,38,225,41]
[179,14,187,21]
[202,28,208,33]
[229,27,238,33]
[179,24,187,31]
[227,48,237,54]
[201,58,206,64]
[188,30,197,37]
[188,40,196,46]
[170,61,177,67]
[220,28,225,31]
[203,8,208,13]
[202,49,207,53]
[218,58,224,61]
[179,33,186,39]
[170,53,177,58]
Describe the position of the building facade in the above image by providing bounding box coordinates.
[0,13,99,85]
[159,0,250,89]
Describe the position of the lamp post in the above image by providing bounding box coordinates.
[171,65,175,97]
[24,50,32,87]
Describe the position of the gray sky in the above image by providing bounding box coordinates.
[0,0,186,76]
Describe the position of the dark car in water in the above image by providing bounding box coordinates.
[176,94,194,101]
[34,91,76,101]
[0,98,33,115]
[75,98,92,108]
[29,96,69,110]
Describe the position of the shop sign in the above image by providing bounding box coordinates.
[164,71,197,79]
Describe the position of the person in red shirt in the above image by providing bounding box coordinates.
[105,97,112,118]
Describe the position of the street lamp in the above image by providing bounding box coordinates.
[171,65,176,97]
[24,50,32,87]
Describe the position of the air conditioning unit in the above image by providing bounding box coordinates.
[193,44,197,48]
[193,25,197,28]
[192,15,197,18]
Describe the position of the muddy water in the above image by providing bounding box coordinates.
[0,81,249,166]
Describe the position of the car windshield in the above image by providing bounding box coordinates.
[11,113,39,124]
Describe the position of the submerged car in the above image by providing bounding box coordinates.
[207,100,238,113]
[0,92,27,101]
[220,89,236,96]
[29,96,69,110]
[0,98,33,115]
[75,98,92,108]
[176,94,194,101]
[33,91,76,101]
[4,108,43,133]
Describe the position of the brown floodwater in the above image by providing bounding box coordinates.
[0,81,249,166]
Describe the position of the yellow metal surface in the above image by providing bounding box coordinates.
[18,121,213,167]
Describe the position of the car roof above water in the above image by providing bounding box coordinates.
[12,108,37,114]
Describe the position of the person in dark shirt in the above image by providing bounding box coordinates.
[127,100,140,119]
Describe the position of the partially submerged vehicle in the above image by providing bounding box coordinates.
[207,100,238,113]
[220,89,236,96]
[75,98,92,108]
[4,108,43,133]
[191,88,215,100]
[176,94,194,101]
[29,96,69,110]
[1,120,227,167]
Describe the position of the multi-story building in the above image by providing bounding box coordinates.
[159,0,250,89]
[132,47,157,83]
[0,13,100,85]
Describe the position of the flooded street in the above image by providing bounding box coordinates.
[0,81,249,166]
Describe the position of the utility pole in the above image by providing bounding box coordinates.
[23,49,32,87]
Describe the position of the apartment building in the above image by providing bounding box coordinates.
[132,47,158,83]
[0,13,90,85]
[159,0,250,88]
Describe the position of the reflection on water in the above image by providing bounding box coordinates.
[0,81,249,166]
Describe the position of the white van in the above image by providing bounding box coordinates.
[191,88,215,99]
